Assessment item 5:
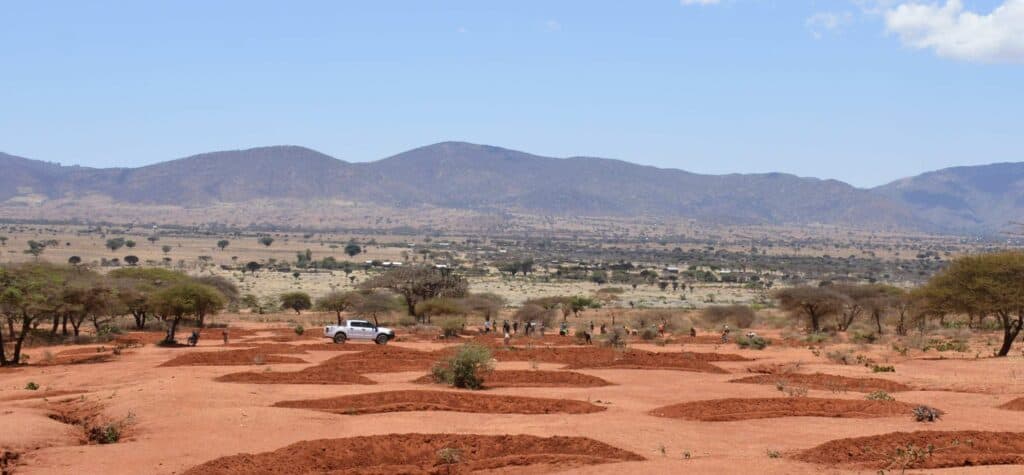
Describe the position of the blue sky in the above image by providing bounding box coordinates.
[1,0,1021,187]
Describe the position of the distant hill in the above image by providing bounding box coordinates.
[872,162,1024,233]
[2,142,1018,232]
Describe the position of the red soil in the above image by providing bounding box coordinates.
[999,397,1024,411]
[493,347,738,373]
[273,390,606,415]
[730,373,913,393]
[222,343,311,353]
[159,349,308,367]
[0,389,86,402]
[413,370,612,388]
[39,348,120,366]
[183,433,644,474]
[216,366,376,385]
[794,430,1024,470]
[650,397,919,421]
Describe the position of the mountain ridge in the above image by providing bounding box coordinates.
[1,142,1019,232]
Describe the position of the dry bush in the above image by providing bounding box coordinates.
[701,305,756,329]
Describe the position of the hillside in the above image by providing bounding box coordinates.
[2,142,1015,232]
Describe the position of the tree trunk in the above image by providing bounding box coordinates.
[133,311,146,330]
[165,316,182,344]
[12,315,31,365]
[336,312,342,325]
[874,312,883,335]
[0,319,8,366]
[809,312,820,333]
[51,315,60,335]
[995,313,1023,357]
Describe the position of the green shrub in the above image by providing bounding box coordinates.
[866,390,895,401]
[736,334,769,350]
[439,317,466,338]
[825,349,854,365]
[639,326,659,341]
[25,382,39,391]
[294,325,305,336]
[871,364,896,373]
[851,331,878,344]
[431,343,494,389]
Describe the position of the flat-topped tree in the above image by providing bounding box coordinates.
[279,291,312,314]
[0,263,68,365]
[919,251,1024,357]
[149,282,225,344]
[315,290,364,325]
[361,266,468,317]
[774,286,848,333]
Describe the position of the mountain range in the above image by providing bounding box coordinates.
[1,142,1019,233]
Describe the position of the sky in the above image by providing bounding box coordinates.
[1,0,1022,187]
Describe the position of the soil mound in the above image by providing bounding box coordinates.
[794,430,1024,470]
[493,347,735,373]
[183,433,643,474]
[274,390,605,415]
[222,343,310,353]
[730,373,912,393]
[159,349,307,367]
[651,397,919,421]
[216,366,376,385]
[413,370,612,388]
[999,397,1024,411]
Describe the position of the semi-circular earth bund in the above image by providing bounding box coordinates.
[273,389,606,415]
[650,397,919,421]
[183,433,644,474]
[794,430,1024,470]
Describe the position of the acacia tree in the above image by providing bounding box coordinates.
[217,239,230,251]
[0,263,67,365]
[861,285,904,335]
[774,286,848,333]
[279,291,312,314]
[315,290,364,324]
[460,293,506,322]
[258,236,274,247]
[918,251,1024,357]
[149,282,225,343]
[109,267,189,329]
[344,242,361,257]
[361,266,468,317]
[414,297,466,324]
[353,290,401,327]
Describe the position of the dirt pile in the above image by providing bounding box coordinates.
[413,370,612,388]
[794,430,1024,470]
[183,433,643,474]
[45,397,132,445]
[999,397,1024,411]
[216,366,375,385]
[159,349,307,367]
[493,347,737,373]
[730,373,912,393]
[274,390,606,415]
[650,397,920,421]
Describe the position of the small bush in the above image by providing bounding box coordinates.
[851,330,877,344]
[825,349,854,365]
[437,447,462,465]
[25,382,39,391]
[736,334,769,350]
[912,405,943,422]
[639,326,659,341]
[293,325,305,336]
[88,424,121,444]
[603,327,628,348]
[871,364,895,373]
[439,318,466,338]
[766,449,781,458]
[866,390,894,401]
[431,343,494,389]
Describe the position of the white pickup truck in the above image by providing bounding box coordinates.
[324,320,395,345]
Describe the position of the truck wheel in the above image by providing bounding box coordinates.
[374,334,390,345]
[333,333,347,344]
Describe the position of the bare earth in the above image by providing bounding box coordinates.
[2,324,1024,474]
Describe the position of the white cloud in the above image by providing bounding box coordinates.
[680,0,721,5]
[806,11,854,38]
[884,0,1024,62]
